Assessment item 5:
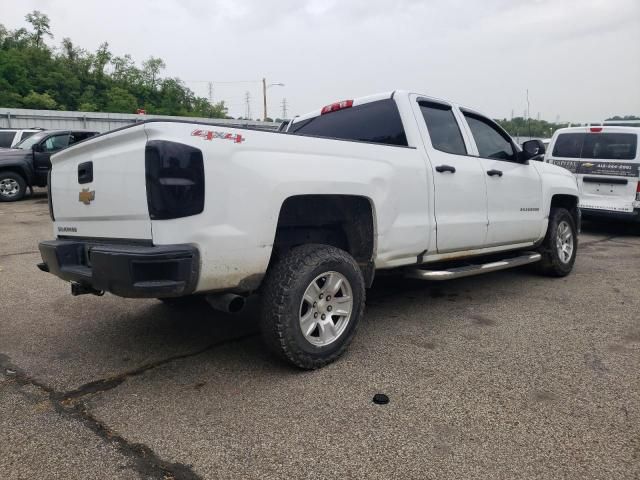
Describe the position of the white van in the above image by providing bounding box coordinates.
[545,126,640,222]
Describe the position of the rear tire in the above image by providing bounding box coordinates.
[0,171,26,202]
[260,244,365,369]
[535,207,577,277]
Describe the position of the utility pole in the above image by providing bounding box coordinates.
[208,82,214,104]
[245,91,252,120]
[262,78,285,121]
[281,98,288,119]
[262,78,267,121]
[526,89,531,139]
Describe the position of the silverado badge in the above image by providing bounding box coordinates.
[78,188,95,205]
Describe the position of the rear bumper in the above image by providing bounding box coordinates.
[38,239,199,298]
[581,207,640,223]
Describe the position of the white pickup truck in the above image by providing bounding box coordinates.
[38,91,580,369]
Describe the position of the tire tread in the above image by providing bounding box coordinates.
[260,244,365,369]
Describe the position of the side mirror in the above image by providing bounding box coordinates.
[521,139,545,161]
[32,143,42,152]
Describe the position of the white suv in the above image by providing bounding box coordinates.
[545,126,640,222]
[0,128,44,149]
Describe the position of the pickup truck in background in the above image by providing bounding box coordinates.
[545,126,640,222]
[37,91,580,369]
[0,129,98,201]
[0,128,43,149]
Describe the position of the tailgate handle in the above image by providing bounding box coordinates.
[582,176,627,185]
[78,161,93,184]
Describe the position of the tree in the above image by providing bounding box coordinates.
[496,117,569,139]
[142,56,166,89]
[0,10,227,118]
[21,91,57,109]
[606,115,640,121]
[93,42,112,79]
[104,86,138,113]
[25,10,52,47]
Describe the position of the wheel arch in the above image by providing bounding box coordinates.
[0,165,31,184]
[550,194,580,228]
[271,194,377,287]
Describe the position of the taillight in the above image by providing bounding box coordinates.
[145,140,205,220]
[321,99,353,115]
[590,126,603,133]
[47,169,54,221]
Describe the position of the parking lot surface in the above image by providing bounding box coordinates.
[1,193,639,479]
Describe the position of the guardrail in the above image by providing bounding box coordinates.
[0,107,281,132]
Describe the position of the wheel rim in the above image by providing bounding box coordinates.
[556,220,574,264]
[0,178,20,197]
[299,271,353,347]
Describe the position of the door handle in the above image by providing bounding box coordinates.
[487,169,503,177]
[435,165,456,173]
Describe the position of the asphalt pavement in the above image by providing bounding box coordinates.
[1,192,639,479]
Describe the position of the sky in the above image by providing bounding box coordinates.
[1,0,639,122]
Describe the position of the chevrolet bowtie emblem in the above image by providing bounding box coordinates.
[582,163,594,168]
[78,188,95,205]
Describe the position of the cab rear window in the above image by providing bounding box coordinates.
[289,99,408,147]
[552,133,637,160]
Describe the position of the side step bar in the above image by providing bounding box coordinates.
[405,252,541,281]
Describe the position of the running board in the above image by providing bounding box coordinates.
[405,252,542,281]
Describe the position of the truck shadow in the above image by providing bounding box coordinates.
[581,219,640,237]
[90,266,537,376]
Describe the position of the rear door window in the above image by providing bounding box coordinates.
[552,132,637,160]
[419,102,467,155]
[0,131,16,148]
[42,134,70,152]
[290,99,408,146]
[69,132,97,144]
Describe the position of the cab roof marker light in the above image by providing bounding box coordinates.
[590,127,603,133]
[321,99,353,115]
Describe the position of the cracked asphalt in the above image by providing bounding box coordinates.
[1,192,639,479]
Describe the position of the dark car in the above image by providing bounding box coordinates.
[0,129,98,201]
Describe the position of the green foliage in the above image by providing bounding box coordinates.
[496,117,570,139]
[0,10,227,118]
[21,91,57,109]
[104,86,138,113]
[25,11,52,47]
[606,115,640,121]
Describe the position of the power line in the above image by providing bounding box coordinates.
[184,79,261,85]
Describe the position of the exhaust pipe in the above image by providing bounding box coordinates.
[206,293,245,314]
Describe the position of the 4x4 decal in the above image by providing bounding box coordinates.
[191,129,245,144]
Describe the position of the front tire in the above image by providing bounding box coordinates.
[535,207,577,277]
[260,244,365,369]
[0,172,27,202]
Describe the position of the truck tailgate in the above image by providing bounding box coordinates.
[51,124,152,240]
[580,171,638,213]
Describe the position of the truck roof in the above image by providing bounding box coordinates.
[290,90,481,126]
[291,91,395,124]
[552,125,640,135]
